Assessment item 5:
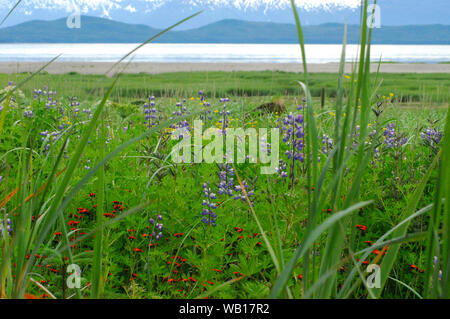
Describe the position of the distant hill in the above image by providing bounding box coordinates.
[0,16,449,44]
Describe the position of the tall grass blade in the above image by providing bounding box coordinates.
[269,201,373,298]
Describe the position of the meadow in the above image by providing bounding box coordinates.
[0,1,449,300]
[1,71,448,105]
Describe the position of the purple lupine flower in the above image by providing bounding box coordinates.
[148,215,164,242]
[421,127,443,151]
[217,164,234,196]
[172,120,191,141]
[234,180,255,206]
[23,109,33,118]
[278,112,305,163]
[321,134,333,154]
[276,159,288,178]
[173,102,185,116]
[199,90,205,101]
[169,100,191,139]
[383,123,407,149]
[0,211,12,236]
[219,99,231,136]
[41,129,62,154]
[259,136,271,158]
[41,88,59,109]
[33,88,43,99]
[200,93,212,122]
[144,98,159,128]
[201,182,217,226]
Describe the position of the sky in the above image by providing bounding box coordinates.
[0,0,449,28]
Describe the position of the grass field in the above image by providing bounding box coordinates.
[0,74,448,299]
[0,1,449,300]
[1,71,449,105]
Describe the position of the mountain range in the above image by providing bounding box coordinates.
[0,0,449,29]
[0,16,449,44]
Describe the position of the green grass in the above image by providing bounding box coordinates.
[1,71,448,105]
[0,84,447,298]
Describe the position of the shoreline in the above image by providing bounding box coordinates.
[1,62,450,75]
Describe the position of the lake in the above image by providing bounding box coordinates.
[0,43,449,63]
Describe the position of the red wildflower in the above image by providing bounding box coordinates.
[356,224,368,231]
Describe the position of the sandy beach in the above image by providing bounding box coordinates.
[0,62,449,75]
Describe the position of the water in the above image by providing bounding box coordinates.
[0,43,448,63]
